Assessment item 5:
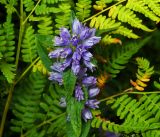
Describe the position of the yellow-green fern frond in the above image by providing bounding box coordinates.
[55,3,71,34]
[21,25,37,63]
[23,0,35,12]
[101,35,122,45]
[108,5,153,32]
[41,0,66,4]
[90,15,121,30]
[32,60,49,75]
[130,57,154,91]
[126,0,160,22]
[0,62,15,83]
[143,0,160,17]
[76,0,92,21]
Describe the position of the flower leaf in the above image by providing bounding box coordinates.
[67,97,84,137]
[63,69,77,100]
[35,35,53,71]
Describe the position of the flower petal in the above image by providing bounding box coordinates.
[88,87,100,98]
[82,108,92,122]
[85,99,100,109]
[49,72,63,85]
[75,85,84,101]
[82,76,97,86]
[83,60,95,72]
[72,19,82,35]
[48,48,64,58]
[60,48,72,58]
[83,36,101,49]
[72,60,80,75]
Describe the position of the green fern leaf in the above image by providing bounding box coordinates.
[108,5,153,32]
[126,0,160,22]
[0,62,15,83]
[76,0,92,21]
[23,0,35,12]
[21,25,37,62]
[106,38,149,78]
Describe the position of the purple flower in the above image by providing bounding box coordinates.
[82,76,97,86]
[49,72,63,85]
[71,60,80,75]
[48,48,64,58]
[72,18,83,35]
[75,85,84,101]
[51,62,64,72]
[82,51,93,61]
[60,48,72,58]
[82,108,92,122]
[83,60,95,72]
[85,99,100,109]
[88,87,100,98]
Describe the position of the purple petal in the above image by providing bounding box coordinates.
[80,28,96,40]
[72,19,83,35]
[83,60,95,72]
[60,48,72,58]
[49,72,63,85]
[82,51,93,61]
[71,35,80,46]
[54,36,64,46]
[48,48,64,58]
[50,62,64,72]
[83,36,101,49]
[85,99,100,109]
[60,28,71,39]
[82,76,97,86]
[62,58,72,68]
[71,61,80,75]
[72,51,81,61]
[75,85,84,101]
[82,108,92,122]
[88,87,100,98]
[77,68,87,79]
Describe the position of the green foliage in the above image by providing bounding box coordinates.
[106,38,150,78]
[75,0,92,21]
[92,94,160,135]
[21,25,37,62]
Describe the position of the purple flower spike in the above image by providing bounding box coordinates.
[72,19,82,35]
[82,76,97,86]
[85,99,100,109]
[75,85,84,101]
[82,108,92,122]
[88,87,100,98]
[49,72,63,85]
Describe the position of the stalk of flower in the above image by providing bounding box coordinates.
[49,18,101,122]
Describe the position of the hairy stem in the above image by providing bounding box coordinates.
[83,0,126,23]
[23,0,42,25]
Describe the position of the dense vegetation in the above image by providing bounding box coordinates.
[0,0,160,137]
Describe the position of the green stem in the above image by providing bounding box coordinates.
[83,0,126,23]
[15,0,24,70]
[128,91,160,94]
[99,87,133,102]
[15,57,40,85]
[23,112,66,137]
[23,0,42,25]
[0,84,15,137]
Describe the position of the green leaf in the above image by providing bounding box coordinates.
[0,62,15,83]
[63,70,77,100]
[80,120,91,137]
[67,97,84,137]
[35,35,53,71]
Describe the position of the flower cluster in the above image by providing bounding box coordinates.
[49,19,101,122]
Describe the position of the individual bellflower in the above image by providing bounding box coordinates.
[82,108,93,122]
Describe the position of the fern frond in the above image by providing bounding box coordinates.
[0,62,15,83]
[112,26,139,39]
[106,38,149,78]
[75,0,92,21]
[23,0,35,12]
[130,57,154,91]
[0,16,15,62]
[11,72,47,132]
[126,0,160,22]
[21,25,37,62]
[55,3,71,34]
[101,35,122,45]
[142,129,160,137]
[41,0,66,4]
[90,15,121,30]
[108,5,153,32]
[143,0,160,17]
[32,60,49,75]
[29,16,54,35]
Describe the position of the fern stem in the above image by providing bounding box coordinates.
[15,57,40,85]
[15,0,24,69]
[0,84,15,137]
[99,87,133,102]
[128,91,160,94]
[83,0,126,23]
[23,0,42,25]
[23,112,66,137]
